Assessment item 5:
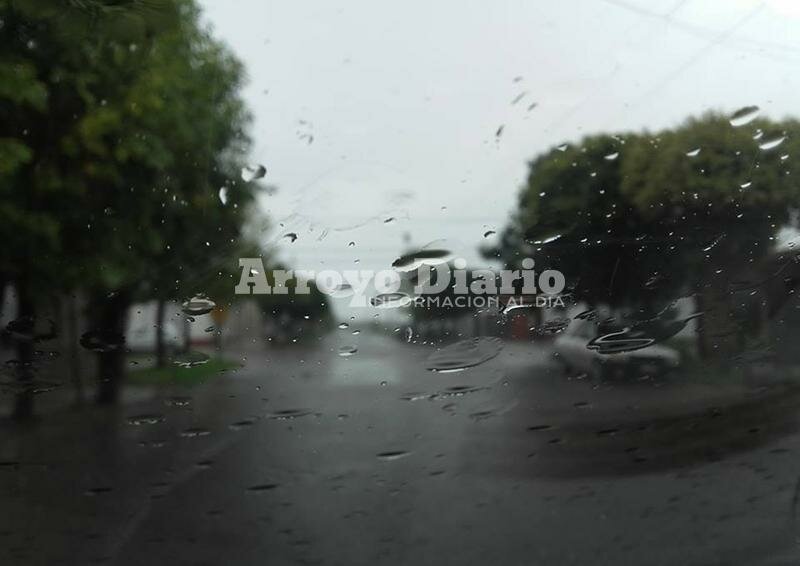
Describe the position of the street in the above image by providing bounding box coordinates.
[2,330,800,565]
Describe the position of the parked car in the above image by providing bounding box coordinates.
[553,319,681,380]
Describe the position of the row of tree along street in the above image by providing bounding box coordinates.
[487,112,800,362]
[0,0,287,419]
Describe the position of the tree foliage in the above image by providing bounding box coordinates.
[490,113,800,320]
[0,0,291,411]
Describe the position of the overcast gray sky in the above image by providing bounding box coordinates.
[199,0,800,282]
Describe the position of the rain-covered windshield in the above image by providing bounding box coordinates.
[3,1,800,565]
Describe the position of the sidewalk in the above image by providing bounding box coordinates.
[499,339,800,428]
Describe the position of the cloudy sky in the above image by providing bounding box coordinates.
[199,0,800,297]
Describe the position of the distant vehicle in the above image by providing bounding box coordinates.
[125,319,182,353]
[553,319,681,380]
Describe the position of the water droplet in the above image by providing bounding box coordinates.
[587,312,701,354]
[338,345,358,357]
[596,428,620,436]
[534,318,571,335]
[229,419,256,431]
[337,322,349,330]
[267,409,313,420]
[241,164,266,182]
[218,187,228,205]
[759,135,786,151]
[247,483,278,492]
[84,487,113,496]
[127,414,164,426]
[603,152,619,161]
[179,427,211,438]
[729,105,760,127]
[531,233,562,245]
[399,392,431,402]
[334,282,353,293]
[426,337,503,372]
[370,292,412,308]
[172,351,210,368]
[501,300,534,315]
[6,317,57,343]
[434,384,488,399]
[483,230,496,238]
[495,125,504,138]
[283,232,298,243]
[165,396,192,407]
[181,296,216,316]
[557,143,569,152]
[702,234,725,251]
[686,148,700,157]
[377,451,410,461]
[79,330,124,352]
[391,249,452,272]
[740,181,752,189]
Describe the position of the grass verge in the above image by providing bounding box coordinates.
[127,356,241,386]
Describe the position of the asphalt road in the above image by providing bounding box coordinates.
[2,330,800,565]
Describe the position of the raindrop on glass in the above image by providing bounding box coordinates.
[426,337,503,372]
[172,351,210,368]
[241,164,266,182]
[729,105,760,127]
[181,296,216,316]
[338,345,358,357]
[127,414,165,426]
[377,451,410,461]
[759,136,786,151]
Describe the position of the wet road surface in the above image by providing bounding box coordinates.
[2,331,800,565]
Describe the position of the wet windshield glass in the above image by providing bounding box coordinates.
[3,1,800,565]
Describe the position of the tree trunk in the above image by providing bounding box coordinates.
[155,298,166,368]
[182,314,191,353]
[694,281,738,362]
[67,292,84,404]
[92,289,132,405]
[13,282,35,421]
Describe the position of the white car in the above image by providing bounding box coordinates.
[552,319,681,380]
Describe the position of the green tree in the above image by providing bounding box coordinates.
[0,0,262,414]
[0,0,180,416]
[620,114,800,355]
[490,113,800,358]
